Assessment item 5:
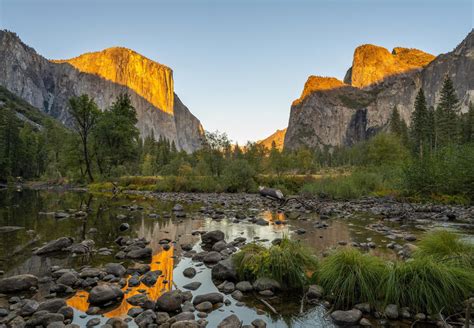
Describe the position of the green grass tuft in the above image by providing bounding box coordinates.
[318,248,387,309]
[233,237,318,289]
[414,230,474,267]
[383,257,474,314]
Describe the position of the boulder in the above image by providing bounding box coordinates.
[203,251,222,264]
[155,290,183,312]
[134,309,156,327]
[307,285,324,299]
[183,282,201,291]
[201,230,225,245]
[34,237,73,255]
[105,263,126,278]
[217,314,241,328]
[126,247,152,259]
[330,309,362,326]
[171,321,199,328]
[211,258,237,282]
[193,292,224,305]
[0,274,38,293]
[384,304,399,319]
[88,285,124,306]
[183,267,196,278]
[140,270,162,287]
[57,272,78,286]
[236,281,253,292]
[37,298,67,313]
[252,277,281,292]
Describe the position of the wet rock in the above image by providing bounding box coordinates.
[105,263,126,278]
[212,241,227,252]
[235,281,253,292]
[19,299,39,316]
[251,318,266,328]
[354,303,371,313]
[384,304,399,319]
[58,306,74,320]
[259,290,273,297]
[119,223,130,232]
[203,251,222,264]
[181,244,193,251]
[156,312,170,324]
[183,267,196,278]
[135,309,156,327]
[307,285,324,299]
[128,307,144,317]
[172,204,184,212]
[195,301,213,312]
[140,270,162,287]
[37,298,67,313]
[252,277,281,292]
[359,318,372,326]
[255,219,268,226]
[171,321,199,328]
[155,290,184,312]
[88,285,124,306]
[231,290,243,301]
[68,239,95,254]
[126,294,150,307]
[295,228,306,235]
[400,307,411,319]
[25,311,64,327]
[217,314,241,328]
[201,230,225,245]
[86,318,101,326]
[211,258,237,282]
[183,282,201,291]
[218,281,235,294]
[105,318,128,328]
[128,275,140,287]
[330,309,362,326]
[0,274,38,293]
[404,234,417,242]
[126,247,152,259]
[414,313,426,321]
[79,268,102,278]
[193,292,224,305]
[47,322,66,328]
[34,237,73,255]
[57,272,78,286]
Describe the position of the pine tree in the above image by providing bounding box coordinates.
[461,102,474,143]
[410,88,430,157]
[390,106,402,136]
[436,76,460,146]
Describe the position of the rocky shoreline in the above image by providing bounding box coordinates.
[0,191,472,327]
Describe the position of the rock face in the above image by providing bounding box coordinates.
[285,30,473,150]
[0,30,204,152]
[258,128,287,150]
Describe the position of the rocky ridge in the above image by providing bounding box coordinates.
[0,30,204,152]
[284,30,473,150]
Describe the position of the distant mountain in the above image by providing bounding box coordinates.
[284,30,473,150]
[258,128,287,150]
[0,30,204,152]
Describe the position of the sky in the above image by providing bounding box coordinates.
[0,0,472,144]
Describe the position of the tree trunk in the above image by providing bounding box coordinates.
[82,136,94,182]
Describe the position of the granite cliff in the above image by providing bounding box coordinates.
[285,30,473,150]
[0,30,204,152]
[258,128,287,150]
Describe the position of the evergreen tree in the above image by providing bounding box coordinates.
[390,106,402,136]
[410,88,430,157]
[461,102,474,143]
[435,76,460,146]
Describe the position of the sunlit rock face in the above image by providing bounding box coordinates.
[0,30,204,152]
[54,47,174,115]
[258,128,287,150]
[345,44,435,88]
[285,30,473,150]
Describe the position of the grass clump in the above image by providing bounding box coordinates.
[414,230,474,267]
[384,257,474,314]
[233,237,318,289]
[318,248,387,309]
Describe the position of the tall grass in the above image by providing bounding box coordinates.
[384,257,474,314]
[318,248,387,309]
[414,230,474,267]
[233,238,318,289]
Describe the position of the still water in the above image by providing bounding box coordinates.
[0,189,469,327]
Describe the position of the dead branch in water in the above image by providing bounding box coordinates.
[258,298,278,315]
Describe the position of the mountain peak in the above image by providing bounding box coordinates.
[347,44,434,88]
[53,47,174,115]
[293,76,347,105]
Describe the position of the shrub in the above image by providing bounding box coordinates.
[384,257,474,314]
[318,248,387,309]
[414,230,474,267]
[222,159,256,192]
[233,237,318,289]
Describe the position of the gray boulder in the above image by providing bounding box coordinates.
[155,290,184,312]
[34,237,73,255]
[0,274,38,293]
[330,309,362,326]
[192,292,223,305]
[211,258,237,281]
[217,314,241,328]
[88,285,124,305]
[201,230,225,245]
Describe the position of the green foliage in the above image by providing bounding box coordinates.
[414,230,474,267]
[222,159,256,192]
[410,88,432,157]
[233,238,318,289]
[383,257,474,314]
[366,133,408,166]
[436,76,460,146]
[318,248,387,309]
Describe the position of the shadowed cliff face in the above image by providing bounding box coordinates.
[0,30,204,153]
[285,30,473,150]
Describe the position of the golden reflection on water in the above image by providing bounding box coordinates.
[66,246,174,317]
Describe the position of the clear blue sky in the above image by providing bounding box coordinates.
[1,0,472,144]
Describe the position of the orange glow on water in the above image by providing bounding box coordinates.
[66,246,174,318]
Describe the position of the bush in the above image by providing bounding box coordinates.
[222,159,256,192]
[414,230,474,267]
[318,248,387,309]
[233,238,318,289]
[384,257,474,314]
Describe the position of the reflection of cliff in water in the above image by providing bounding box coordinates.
[67,247,175,317]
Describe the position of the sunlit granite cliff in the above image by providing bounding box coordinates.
[285,30,473,150]
[0,30,204,152]
[258,128,287,150]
